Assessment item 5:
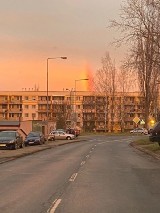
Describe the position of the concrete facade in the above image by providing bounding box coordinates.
[0,90,157,132]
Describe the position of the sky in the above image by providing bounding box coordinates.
[0,0,125,91]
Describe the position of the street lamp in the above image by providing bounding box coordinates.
[66,88,73,108]
[46,57,67,135]
[74,78,89,128]
[66,88,73,127]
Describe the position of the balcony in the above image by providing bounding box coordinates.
[0,100,8,104]
[83,109,95,113]
[96,117,105,121]
[8,108,22,113]
[37,109,47,112]
[0,109,7,113]
[9,100,22,104]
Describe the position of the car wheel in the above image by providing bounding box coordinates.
[66,136,71,140]
[51,137,55,141]
[20,142,24,148]
[14,142,18,150]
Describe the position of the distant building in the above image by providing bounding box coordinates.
[0,90,156,132]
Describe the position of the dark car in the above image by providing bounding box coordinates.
[0,130,24,150]
[149,122,160,145]
[24,131,45,146]
[66,128,80,137]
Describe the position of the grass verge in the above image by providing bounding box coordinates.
[133,137,160,153]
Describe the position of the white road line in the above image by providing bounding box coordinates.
[48,199,62,213]
[81,161,85,166]
[69,173,78,182]
[98,142,106,145]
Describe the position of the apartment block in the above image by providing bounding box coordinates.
[0,90,147,132]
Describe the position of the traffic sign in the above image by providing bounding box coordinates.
[140,119,145,125]
[133,116,140,124]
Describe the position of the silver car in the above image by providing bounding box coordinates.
[130,128,148,134]
[48,130,75,140]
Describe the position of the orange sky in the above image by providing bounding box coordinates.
[0,54,93,91]
[0,0,124,92]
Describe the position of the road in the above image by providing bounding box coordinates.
[0,135,160,213]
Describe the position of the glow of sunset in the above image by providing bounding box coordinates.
[0,56,92,92]
[0,0,123,92]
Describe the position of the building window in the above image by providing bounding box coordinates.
[9,114,14,118]
[25,105,29,109]
[24,96,29,100]
[32,113,36,118]
[32,105,36,109]
[32,96,36,100]
[25,113,29,117]
[2,104,7,109]
[76,96,81,101]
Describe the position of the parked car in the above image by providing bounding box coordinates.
[130,128,148,134]
[149,122,160,145]
[0,130,24,150]
[48,132,55,141]
[66,128,80,137]
[48,130,75,140]
[24,131,45,146]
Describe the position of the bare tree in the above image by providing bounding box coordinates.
[110,0,160,127]
[94,52,117,132]
[116,64,137,131]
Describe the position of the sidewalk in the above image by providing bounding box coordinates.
[0,136,87,164]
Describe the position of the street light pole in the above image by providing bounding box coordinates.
[46,57,67,135]
[66,88,73,127]
[74,78,89,128]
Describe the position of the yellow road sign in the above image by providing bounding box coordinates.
[140,119,145,125]
[133,117,140,124]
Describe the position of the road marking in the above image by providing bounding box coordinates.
[98,142,106,145]
[81,161,85,166]
[69,173,78,182]
[48,199,62,213]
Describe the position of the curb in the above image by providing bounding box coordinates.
[130,141,160,160]
[0,138,87,164]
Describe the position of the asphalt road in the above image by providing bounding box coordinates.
[0,135,160,213]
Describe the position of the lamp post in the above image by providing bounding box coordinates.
[66,88,74,127]
[74,78,89,128]
[46,57,67,135]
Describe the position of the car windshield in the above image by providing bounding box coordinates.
[0,131,16,138]
[27,132,40,137]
